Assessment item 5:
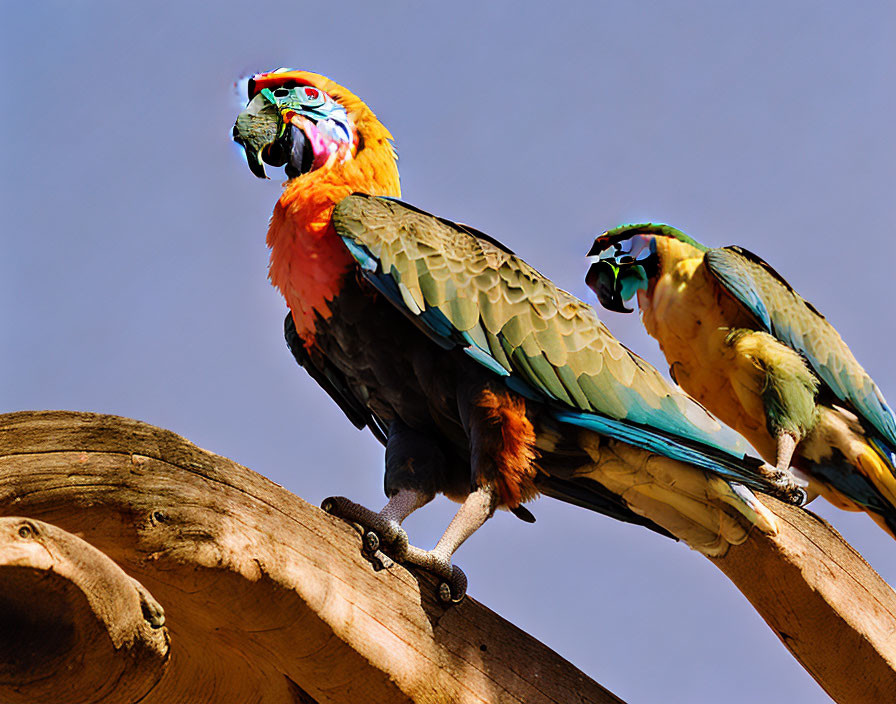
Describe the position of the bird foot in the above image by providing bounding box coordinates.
[757,464,808,505]
[321,496,466,602]
[321,496,399,570]
[403,545,468,603]
[321,495,408,549]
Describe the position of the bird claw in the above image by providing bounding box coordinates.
[322,496,392,567]
[367,548,395,572]
[323,496,411,549]
[438,565,468,604]
[401,545,468,604]
[757,465,808,506]
[322,496,464,601]
[362,529,381,554]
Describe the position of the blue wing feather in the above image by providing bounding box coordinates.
[706,246,896,448]
[336,225,771,493]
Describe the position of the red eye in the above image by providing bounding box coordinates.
[304,87,319,100]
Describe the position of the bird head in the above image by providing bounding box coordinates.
[586,224,706,313]
[233,69,391,181]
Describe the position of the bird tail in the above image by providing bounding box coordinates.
[807,435,896,540]
[535,473,678,541]
[858,438,896,538]
[551,408,796,500]
[568,431,778,556]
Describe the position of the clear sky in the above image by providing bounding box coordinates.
[2,2,894,702]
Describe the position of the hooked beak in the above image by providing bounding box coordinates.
[585,260,634,314]
[233,92,310,179]
[587,237,612,257]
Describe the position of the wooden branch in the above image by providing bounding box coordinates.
[0,411,622,704]
[0,517,168,704]
[712,499,896,703]
[1,411,894,703]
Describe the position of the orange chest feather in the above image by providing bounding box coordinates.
[266,192,357,345]
[265,129,401,347]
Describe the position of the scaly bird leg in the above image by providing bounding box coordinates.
[402,485,498,603]
[374,488,432,557]
[323,486,497,603]
[776,431,797,471]
[758,431,808,504]
[321,489,431,565]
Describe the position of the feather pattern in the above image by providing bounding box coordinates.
[705,246,896,448]
[590,226,896,536]
[238,70,792,569]
[331,195,775,495]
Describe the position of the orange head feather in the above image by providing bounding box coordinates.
[237,69,401,343]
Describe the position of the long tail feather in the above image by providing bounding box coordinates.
[573,432,778,556]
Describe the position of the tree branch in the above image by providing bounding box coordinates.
[712,497,896,703]
[1,410,894,703]
[0,517,168,704]
[0,411,623,704]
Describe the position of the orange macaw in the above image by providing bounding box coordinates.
[233,70,799,600]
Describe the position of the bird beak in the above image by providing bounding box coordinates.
[587,236,612,257]
[233,92,284,179]
[585,260,634,314]
[234,91,314,180]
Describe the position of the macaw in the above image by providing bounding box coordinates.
[232,69,798,601]
[587,224,896,538]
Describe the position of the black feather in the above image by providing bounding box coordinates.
[535,475,677,540]
[284,312,388,445]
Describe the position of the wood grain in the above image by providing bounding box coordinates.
[1,410,894,703]
[712,498,896,703]
[0,411,622,704]
[0,516,169,704]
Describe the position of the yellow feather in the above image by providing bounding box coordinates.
[577,432,773,556]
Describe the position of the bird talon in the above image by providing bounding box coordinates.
[387,529,409,560]
[321,495,365,519]
[321,496,380,529]
[368,549,395,572]
[320,497,338,514]
[757,466,807,505]
[321,496,415,563]
[362,530,380,554]
[438,565,467,604]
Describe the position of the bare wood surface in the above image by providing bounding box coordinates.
[1,411,895,703]
[0,411,622,704]
[0,516,169,704]
[713,499,896,703]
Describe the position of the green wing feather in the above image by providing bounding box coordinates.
[705,246,896,447]
[332,194,751,456]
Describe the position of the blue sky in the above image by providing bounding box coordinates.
[2,2,894,701]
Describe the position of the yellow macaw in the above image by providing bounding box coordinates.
[588,224,896,537]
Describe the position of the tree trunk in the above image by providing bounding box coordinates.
[0,410,894,703]
[0,411,623,704]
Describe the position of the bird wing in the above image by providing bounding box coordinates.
[285,311,389,445]
[332,194,773,491]
[705,246,896,450]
